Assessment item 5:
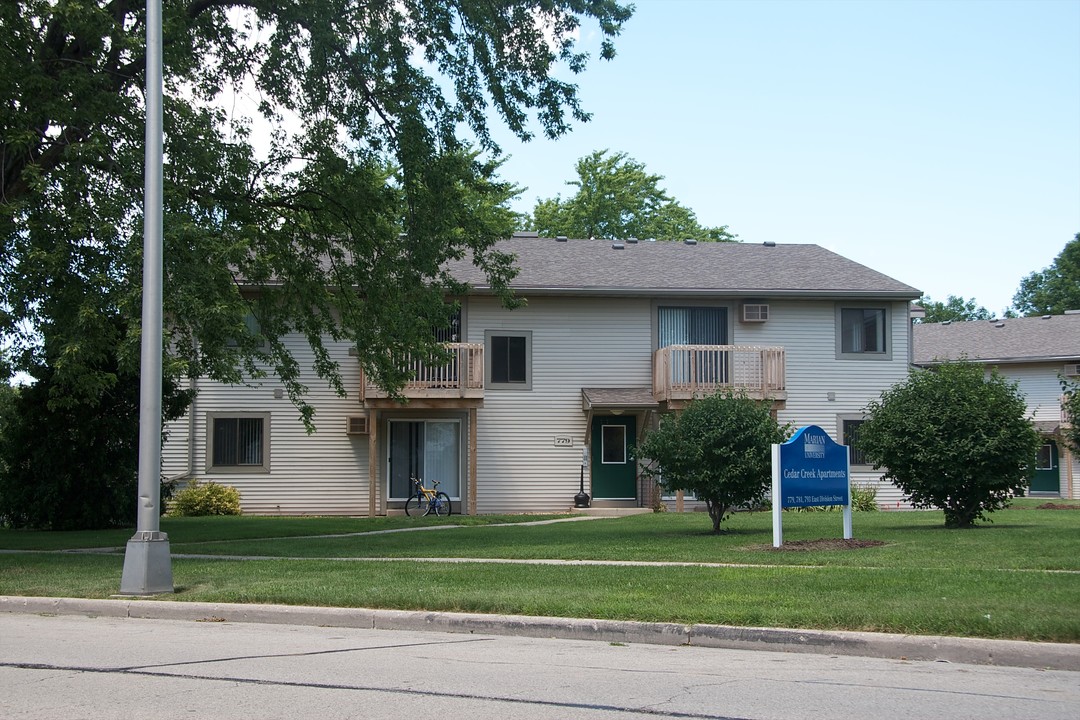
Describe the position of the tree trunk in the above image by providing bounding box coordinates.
[705,499,728,534]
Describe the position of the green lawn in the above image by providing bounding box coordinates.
[2,504,1078,642]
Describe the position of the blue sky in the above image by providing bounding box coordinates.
[491,0,1080,315]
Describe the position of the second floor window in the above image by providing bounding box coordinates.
[839,307,887,355]
[486,330,532,389]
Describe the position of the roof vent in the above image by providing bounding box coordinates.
[995,321,1005,328]
[763,241,776,247]
[683,238,697,246]
[941,320,952,325]
[1042,315,1052,319]
[555,235,568,242]
[627,237,639,244]
[512,231,539,239]
[612,242,624,250]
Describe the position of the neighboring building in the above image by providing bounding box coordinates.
[163,236,922,515]
[913,312,1080,499]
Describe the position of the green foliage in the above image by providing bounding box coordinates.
[1012,233,1080,316]
[1061,377,1080,456]
[168,481,242,517]
[857,362,1041,528]
[0,383,18,447]
[850,483,879,512]
[636,392,789,533]
[0,1,632,424]
[916,295,993,324]
[0,356,189,530]
[527,150,737,242]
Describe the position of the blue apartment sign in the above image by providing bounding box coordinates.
[777,425,849,507]
[771,425,852,546]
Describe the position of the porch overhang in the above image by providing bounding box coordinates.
[583,388,656,444]
[1034,420,1061,435]
[581,387,659,413]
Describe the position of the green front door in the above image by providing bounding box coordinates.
[1031,441,1059,494]
[591,416,637,500]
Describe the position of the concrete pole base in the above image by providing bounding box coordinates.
[119,532,173,595]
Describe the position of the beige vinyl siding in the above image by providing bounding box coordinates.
[162,295,929,513]
[468,295,653,513]
[733,299,913,507]
[162,335,369,515]
[990,363,1068,425]
[162,403,194,480]
[990,362,1076,498]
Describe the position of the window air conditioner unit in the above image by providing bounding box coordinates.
[1064,363,1080,377]
[346,415,370,435]
[740,303,769,323]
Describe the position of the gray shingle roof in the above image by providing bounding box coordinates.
[446,238,920,298]
[913,313,1080,365]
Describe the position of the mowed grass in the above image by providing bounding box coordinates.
[2,503,1078,642]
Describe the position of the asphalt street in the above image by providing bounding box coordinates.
[2,613,1077,720]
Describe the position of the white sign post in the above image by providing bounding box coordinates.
[772,425,853,548]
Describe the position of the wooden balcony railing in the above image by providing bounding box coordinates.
[361,342,484,402]
[653,345,786,402]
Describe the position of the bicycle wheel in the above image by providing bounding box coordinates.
[405,494,424,517]
[433,492,452,517]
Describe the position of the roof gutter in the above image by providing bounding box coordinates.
[462,286,922,300]
[915,355,1080,367]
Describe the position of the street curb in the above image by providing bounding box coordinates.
[2,595,1077,671]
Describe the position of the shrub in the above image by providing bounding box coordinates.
[850,483,879,512]
[168,480,242,517]
[0,362,190,530]
[637,391,790,533]
[857,361,1041,528]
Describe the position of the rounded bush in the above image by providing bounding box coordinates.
[168,480,241,517]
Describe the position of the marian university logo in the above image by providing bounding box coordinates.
[803,431,826,459]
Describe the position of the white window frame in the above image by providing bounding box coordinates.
[601,424,627,465]
[206,412,271,473]
[1035,443,1055,471]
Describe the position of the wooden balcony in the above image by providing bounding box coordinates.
[653,344,787,404]
[360,342,484,405]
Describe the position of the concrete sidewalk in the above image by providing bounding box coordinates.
[3,594,1077,672]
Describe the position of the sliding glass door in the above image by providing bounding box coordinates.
[388,420,461,500]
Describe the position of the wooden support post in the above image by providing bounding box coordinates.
[367,411,378,516]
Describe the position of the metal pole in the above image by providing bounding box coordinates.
[120,0,173,595]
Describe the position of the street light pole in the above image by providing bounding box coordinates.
[120,0,172,595]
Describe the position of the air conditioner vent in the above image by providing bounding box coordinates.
[1064,363,1080,378]
[346,415,370,435]
[740,303,769,323]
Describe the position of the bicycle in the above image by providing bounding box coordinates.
[404,476,452,517]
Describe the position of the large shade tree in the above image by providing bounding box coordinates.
[1,0,633,420]
[528,150,736,241]
[1012,233,1080,316]
[916,295,993,324]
